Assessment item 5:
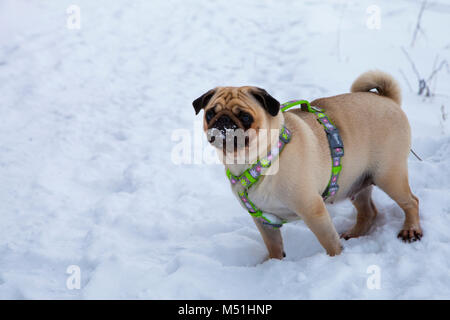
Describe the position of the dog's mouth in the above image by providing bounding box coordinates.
[206,111,250,152]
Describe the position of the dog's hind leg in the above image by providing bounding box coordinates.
[341,185,378,240]
[252,217,285,260]
[374,163,422,242]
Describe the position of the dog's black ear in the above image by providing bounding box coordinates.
[192,89,216,115]
[251,88,280,116]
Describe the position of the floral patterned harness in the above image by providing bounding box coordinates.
[226,100,344,228]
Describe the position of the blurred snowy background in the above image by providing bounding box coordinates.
[0,0,449,299]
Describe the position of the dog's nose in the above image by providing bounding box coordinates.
[212,115,238,134]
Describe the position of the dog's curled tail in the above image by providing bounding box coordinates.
[350,70,402,105]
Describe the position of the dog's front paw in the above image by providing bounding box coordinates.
[326,244,343,257]
[397,227,423,242]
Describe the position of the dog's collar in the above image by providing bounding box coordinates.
[225,100,344,229]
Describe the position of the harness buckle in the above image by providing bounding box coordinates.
[331,147,344,158]
[279,127,292,144]
[323,185,339,199]
[328,185,339,195]
[326,130,344,157]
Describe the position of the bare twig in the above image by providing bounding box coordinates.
[424,58,449,97]
[399,69,414,92]
[410,149,423,161]
[440,105,448,135]
[427,59,450,83]
[401,46,426,95]
[401,47,449,97]
[429,55,439,96]
[411,0,428,47]
[401,47,421,80]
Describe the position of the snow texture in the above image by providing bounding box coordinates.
[0,0,450,299]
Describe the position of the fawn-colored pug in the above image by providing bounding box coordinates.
[192,70,422,258]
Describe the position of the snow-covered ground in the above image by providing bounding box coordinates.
[1,0,450,299]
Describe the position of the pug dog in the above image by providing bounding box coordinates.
[192,70,422,258]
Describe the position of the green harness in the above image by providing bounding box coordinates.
[225,100,344,229]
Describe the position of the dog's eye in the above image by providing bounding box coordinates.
[239,112,253,128]
[206,109,215,122]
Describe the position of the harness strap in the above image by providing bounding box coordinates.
[281,100,344,200]
[226,99,344,228]
[226,125,291,228]
[226,126,291,190]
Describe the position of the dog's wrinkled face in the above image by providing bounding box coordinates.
[192,86,280,155]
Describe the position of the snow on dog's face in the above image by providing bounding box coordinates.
[192,86,281,161]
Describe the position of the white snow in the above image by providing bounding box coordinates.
[1,0,450,299]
